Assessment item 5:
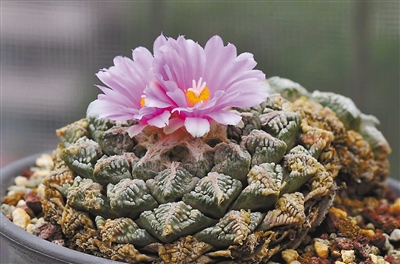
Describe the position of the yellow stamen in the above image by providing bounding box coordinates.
[185,78,210,107]
[186,87,210,107]
[140,95,146,107]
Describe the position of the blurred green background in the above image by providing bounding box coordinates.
[1,1,399,179]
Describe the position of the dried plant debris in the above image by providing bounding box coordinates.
[2,77,398,263]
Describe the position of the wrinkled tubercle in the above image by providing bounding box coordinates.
[277,182,337,252]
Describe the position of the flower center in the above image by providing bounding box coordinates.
[140,95,146,108]
[185,78,210,107]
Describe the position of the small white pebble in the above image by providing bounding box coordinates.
[329,233,337,240]
[36,154,54,168]
[16,199,26,207]
[7,185,26,193]
[12,208,31,229]
[35,217,45,227]
[26,174,48,188]
[304,244,315,253]
[376,259,389,264]
[290,261,301,264]
[31,170,51,179]
[335,261,345,264]
[369,245,380,255]
[366,222,375,230]
[370,254,378,264]
[314,237,331,245]
[389,228,400,242]
[0,204,15,216]
[388,250,400,260]
[341,249,355,263]
[315,240,329,259]
[348,215,362,224]
[383,234,394,251]
[14,176,28,186]
[281,249,299,264]
[36,184,46,198]
[26,223,35,234]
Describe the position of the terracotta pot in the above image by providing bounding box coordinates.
[1,153,399,263]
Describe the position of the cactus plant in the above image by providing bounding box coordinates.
[1,34,388,263]
[39,74,391,263]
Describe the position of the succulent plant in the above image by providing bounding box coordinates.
[40,75,391,263]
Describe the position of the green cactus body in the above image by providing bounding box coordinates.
[41,77,391,263]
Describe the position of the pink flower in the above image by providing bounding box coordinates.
[87,47,170,136]
[88,34,268,137]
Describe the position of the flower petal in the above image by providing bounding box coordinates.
[89,45,158,125]
[216,83,269,109]
[203,36,238,91]
[147,110,171,128]
[88,33,268,138]
[96,85,136,107]
[206,110,242,125]
[130,47,154,84]
[164,117,185,134]
[127,123,148,137]
[144,80,179,108]
[184,117,210,137]
[87,98,137,121]
[153,36,206,91]
[153,33,168,54]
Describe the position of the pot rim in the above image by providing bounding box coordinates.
[1,152,399,263]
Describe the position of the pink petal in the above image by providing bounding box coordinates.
[162,50,185,85]
[206,110,242,125]
[98,56,146,100]
[87,99,137,121]
[153,33,167,52]
[203,36,238,91]
[135,105,159,120]
[96,85,137,107]
[224,71,265,93]
[175,36,206,87]
[129,47,154,84]
[154,35,207,91]
[87,100,105,117]
[216,83,269,109]
[166,88,187,106]
[163,117,185,134]
[144,81,177,108]
[184,117,210,137]
[127,123,148,137]
[207,56,261,95]
[144,96,174,109]
[96,69,134,100]
[146,110,171,128]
